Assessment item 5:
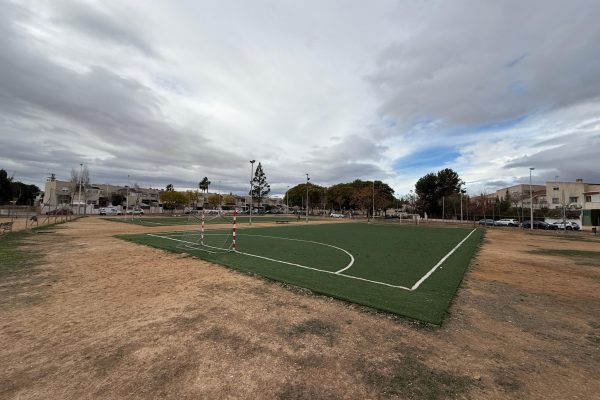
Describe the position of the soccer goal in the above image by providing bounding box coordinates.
[177,209,238,253]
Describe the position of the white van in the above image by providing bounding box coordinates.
[99,207,122,215]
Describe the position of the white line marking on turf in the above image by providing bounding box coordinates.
[410,228,477,291]
[146,234,216,253]
[239,234,354,273]
[233,249,412,289]
[336,273,411,290]
[137,220,167,225]
[149,228,477,291]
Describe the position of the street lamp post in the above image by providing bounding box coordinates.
[249,160,255,226]
[305,174,310,223]
[460,189,465,222]
[372,180,375,222]
[218,180,222,210]
[126,174,130,218]
[529,167,535,230]
[286,185,289,214]
[77,163,83,215]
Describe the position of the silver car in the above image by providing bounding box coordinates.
[494,218,519,227]
[553,221,580,230]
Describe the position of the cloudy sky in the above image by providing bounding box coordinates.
[1,0,599,197]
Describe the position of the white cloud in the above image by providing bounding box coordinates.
[0,0,599,196]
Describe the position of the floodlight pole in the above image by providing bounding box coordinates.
[372,180,375,222]
[77,163,83,215]
[305,174,310,223]
[286,185,289,214]
[126,174,130,218]
[442,195,445,221]
[460,190,464,222]
[249,160,255,226]
[529,167,535,230]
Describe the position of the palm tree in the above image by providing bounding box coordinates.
[199,177,211,193]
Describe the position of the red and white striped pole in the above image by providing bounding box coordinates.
[232,209,237,251]
[201,209,205,245]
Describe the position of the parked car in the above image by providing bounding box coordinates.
[553,221,580,231]
[521,220,557,230]
[494,218,519,227]
[330,213,345,218]
[571,222,581,230]
[478,218,495,226]
[99,207,122,215]
[126,209,144,215]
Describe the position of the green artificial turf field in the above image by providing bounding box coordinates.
[106,214,311,226]
[118,223,483,324]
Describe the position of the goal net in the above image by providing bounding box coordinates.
[177,210,237,254]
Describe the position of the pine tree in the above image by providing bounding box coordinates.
[251,163,270,207]
[0,169,14,205]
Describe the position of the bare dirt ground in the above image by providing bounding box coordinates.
[1,217,599,399]
[0,215,72,232]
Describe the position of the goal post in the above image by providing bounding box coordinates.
[177,209,237,253]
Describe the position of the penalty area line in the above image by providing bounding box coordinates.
[233,249,411,290]
[146,234,216,254]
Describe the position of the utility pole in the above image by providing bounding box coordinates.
[249,160,255,226]
[125,174,130,217]
[442,195,445,221]
[77,163,83,215]
[460,189,465,222]
[529,167,535,230]
[286,186,289,214]
[305,173,310,223]
[372,180,375,222]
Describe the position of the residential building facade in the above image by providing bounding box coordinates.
[493,184,547,210]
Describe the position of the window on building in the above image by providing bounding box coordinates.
[553,187,559,191]
[585,195,592,202]
[552,198,559,204]
[569,197,578,203]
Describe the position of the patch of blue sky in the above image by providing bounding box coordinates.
[469,114,530,133]
[393,146,461,171]
[439,115,529,140]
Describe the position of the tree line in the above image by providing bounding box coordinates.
[284,179,397,216]
[0,169,40,206]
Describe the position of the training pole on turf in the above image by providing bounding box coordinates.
[201,209,205,245]
[232,209,237,251]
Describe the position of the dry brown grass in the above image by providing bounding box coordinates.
[1,218,599,399]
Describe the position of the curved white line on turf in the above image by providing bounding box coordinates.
[410,228,477,291]
[146,234,216,254]
[239,233,354,273]
[147,229,477,292]
[233,249,412,290]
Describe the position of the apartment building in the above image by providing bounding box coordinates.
[488,179,600,226]
[41,177,75,213]
[548,180,600,226]
[545,179,600,210]
[493,184,547,209]
[42,175,162,214]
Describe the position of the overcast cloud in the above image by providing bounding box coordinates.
[1,0,599,196]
